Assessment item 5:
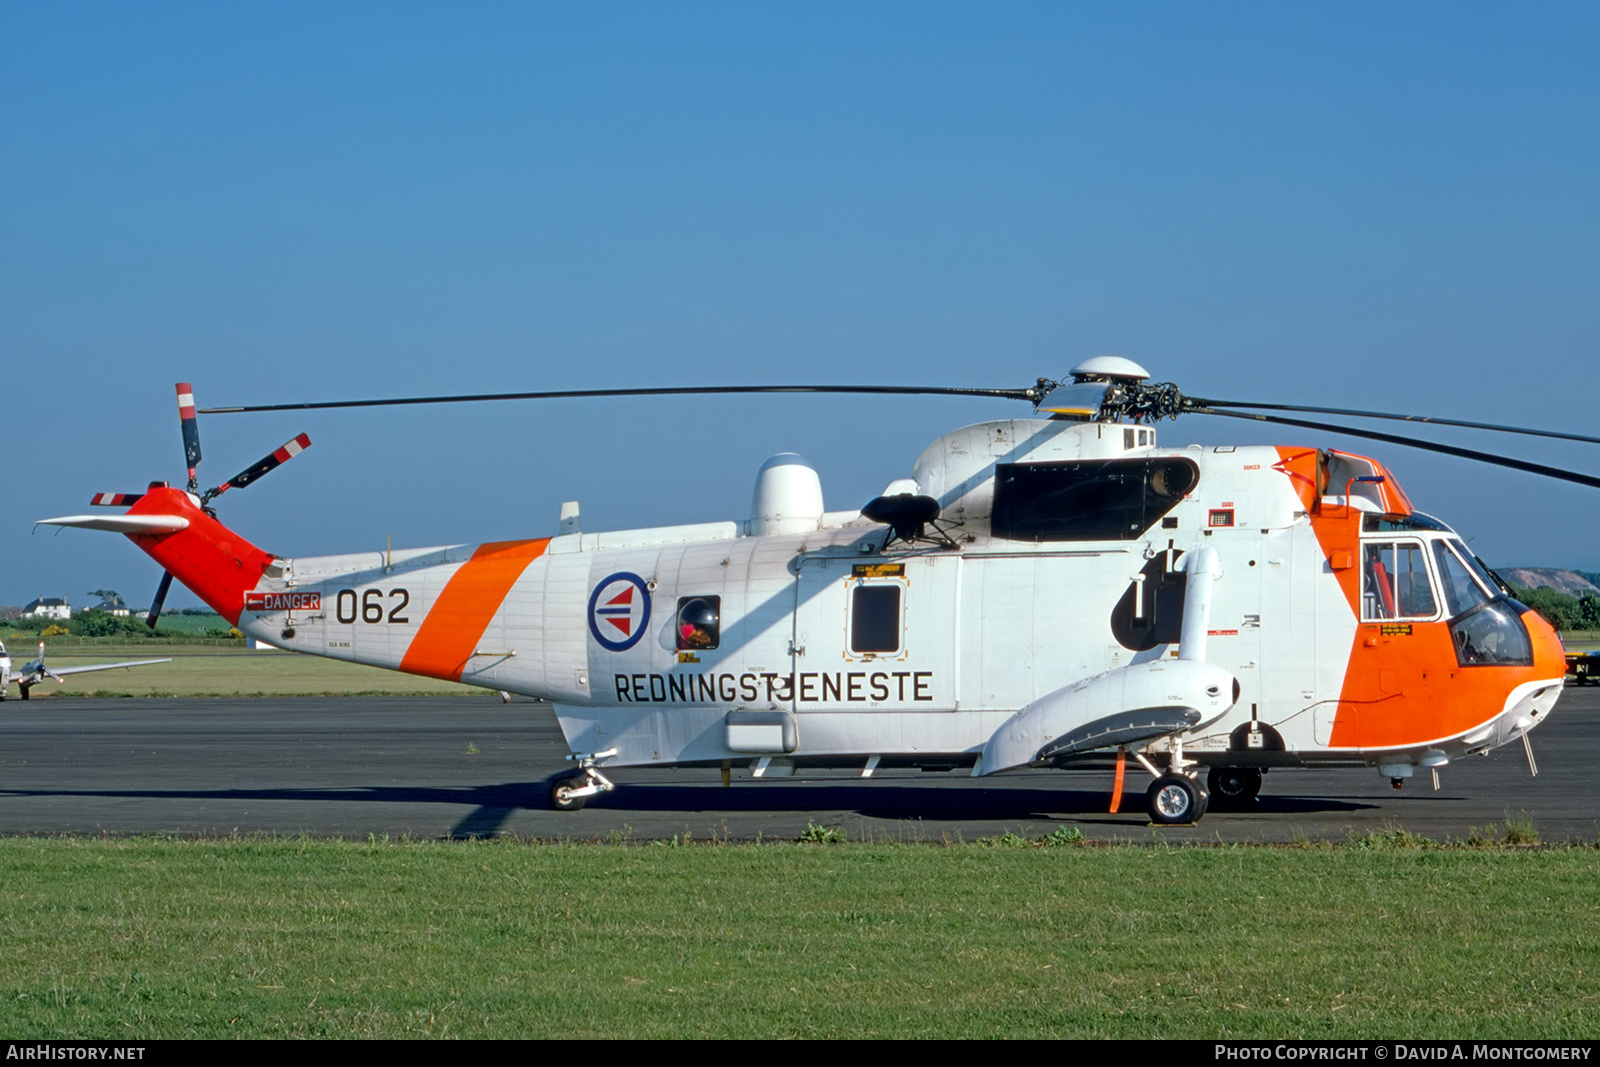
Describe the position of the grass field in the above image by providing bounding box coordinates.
[0,835,1594,1039]
[9,643,480,698]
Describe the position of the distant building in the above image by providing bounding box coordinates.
[90,593,130,617]
[21,598,71,620]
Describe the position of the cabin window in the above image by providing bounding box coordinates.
[1361,542,1437,620]
[850,584,902,654]
[991,458,1199,542]
[675,596,721,651]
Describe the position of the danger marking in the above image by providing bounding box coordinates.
[245,591,322,612]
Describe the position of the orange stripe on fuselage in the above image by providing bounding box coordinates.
[399,539,550,682]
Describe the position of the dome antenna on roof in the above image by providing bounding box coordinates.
[1070,356,1151,383]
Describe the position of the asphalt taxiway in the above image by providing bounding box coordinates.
[0,688,1594,842]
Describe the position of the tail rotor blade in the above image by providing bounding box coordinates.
[176,383,203,492]
[203,433,311,502]
[146,571,174,630]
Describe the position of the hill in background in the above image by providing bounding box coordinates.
[1502,569,1600,598]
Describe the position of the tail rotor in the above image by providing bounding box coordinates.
[86,382,312,628]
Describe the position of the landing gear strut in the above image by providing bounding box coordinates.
[548,749,618,812]
[1129,737,1210,824]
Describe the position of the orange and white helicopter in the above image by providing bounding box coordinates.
[38,360,1593,824]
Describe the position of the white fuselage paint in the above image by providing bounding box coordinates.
[227,421,1563,774]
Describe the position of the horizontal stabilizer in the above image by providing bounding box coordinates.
[36,514,190,534]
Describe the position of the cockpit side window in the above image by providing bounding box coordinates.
[1361,541,1437,621]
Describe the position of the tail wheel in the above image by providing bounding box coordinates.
[549,775,589,812]
[1146,774,1208,824]
[1207,766,1263,805]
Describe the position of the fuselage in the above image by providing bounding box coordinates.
[117,418,1566,779]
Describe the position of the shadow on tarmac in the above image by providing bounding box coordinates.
[0,777,1380,839]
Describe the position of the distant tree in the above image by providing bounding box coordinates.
[86,589,125,609]
[1513,585,1580,632]
[77,610,147,637]
[1579,596,1600,631]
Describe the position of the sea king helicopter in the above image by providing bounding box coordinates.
[39,359,1594,824]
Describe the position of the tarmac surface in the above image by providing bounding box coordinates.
[0,688,1595,843]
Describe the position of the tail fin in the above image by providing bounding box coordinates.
[41,488,275,626]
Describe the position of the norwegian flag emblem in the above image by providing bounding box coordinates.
[587,572,652,652]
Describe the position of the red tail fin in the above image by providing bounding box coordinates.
[124,488,275,625]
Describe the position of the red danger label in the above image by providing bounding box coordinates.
[244,591,321,612]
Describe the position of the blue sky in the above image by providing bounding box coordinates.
[3,2,1598,609]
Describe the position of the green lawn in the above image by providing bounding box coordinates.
[0,836,1593,1038]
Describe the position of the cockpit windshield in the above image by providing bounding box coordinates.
[1428,537,1533,667]
[1431,540,1493,618]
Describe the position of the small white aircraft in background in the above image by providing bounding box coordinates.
[0,641,170,701]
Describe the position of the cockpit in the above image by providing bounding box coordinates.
[1359,513,1532,667]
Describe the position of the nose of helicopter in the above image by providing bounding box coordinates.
[1493,605,1566,747]
[1522,604,1566,683]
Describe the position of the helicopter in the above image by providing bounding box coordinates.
[37,359,1592,824]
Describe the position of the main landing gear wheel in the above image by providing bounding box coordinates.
[549,775,589,812]
[1207,766,1263,805]
[1146,774,1208,824]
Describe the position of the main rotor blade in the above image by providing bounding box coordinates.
[1196,408,1600,491]
[1190,398,1600,447]
[204,433,312,502]
[199,383,1040,414]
